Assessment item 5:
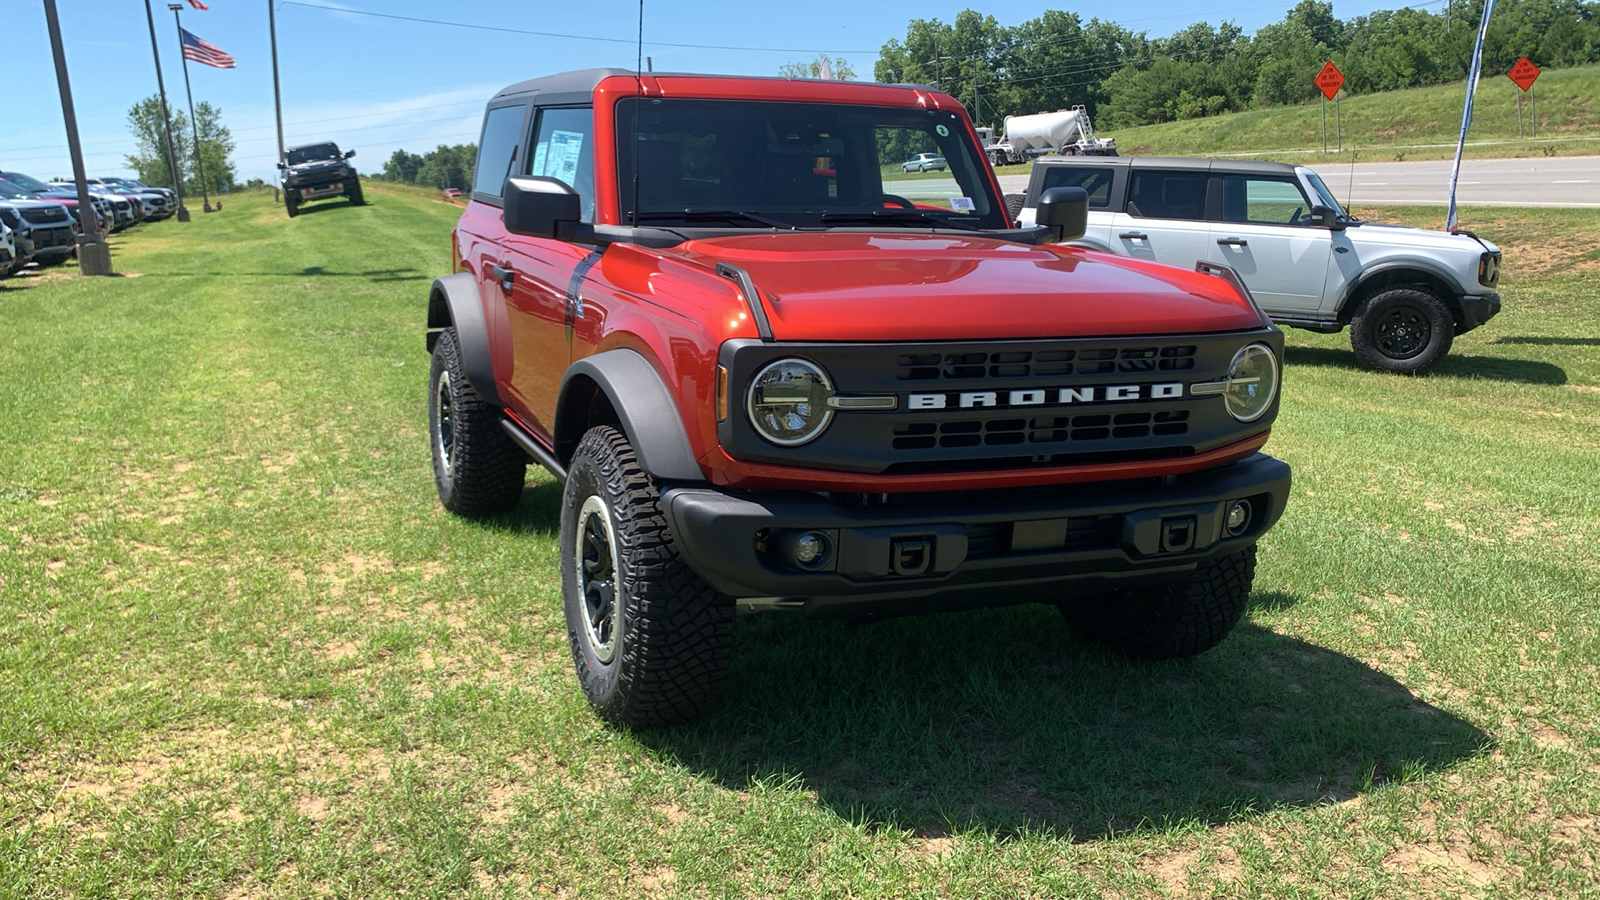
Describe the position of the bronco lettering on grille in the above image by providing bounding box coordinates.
[908,382,1188,410]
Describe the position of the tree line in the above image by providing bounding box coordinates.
[372,145,475,191]
[125,96,237,193]
[874,0,1600,130]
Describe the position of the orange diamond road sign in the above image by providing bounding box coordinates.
[1508,57,1541,92]
[1314,61,1345,100]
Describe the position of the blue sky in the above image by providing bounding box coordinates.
[6,0,1407,184]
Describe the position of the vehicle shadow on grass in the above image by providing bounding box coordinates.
[1285,345,1567,384]
[640,602,1489,841]
[143,266,428,283]
[1495,335,1600,347]
[470,481,563,536]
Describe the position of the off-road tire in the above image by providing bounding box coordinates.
[348,181,365,206]
[285,196,299,218]
[1005,192,1026,222]
[428,327,525,516]
[1350,285,1454,374]
[1062,546,1256,659]
[561,425,734,729]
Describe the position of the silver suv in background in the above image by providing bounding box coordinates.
[1016,157,1502,373]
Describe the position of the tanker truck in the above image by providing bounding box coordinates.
[979,105,1117,166]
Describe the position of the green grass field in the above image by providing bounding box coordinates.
[987,63,1600,173]
[2,184,1597,897]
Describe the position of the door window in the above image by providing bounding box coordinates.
[529,107,595,223]
[1221,175,1312,226]
[1125,171,1207,220]
[1038,165,1115,208]
[472,105,527,200]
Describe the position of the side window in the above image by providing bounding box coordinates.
[1039,166,1114,209]
[1222,175,1311,226]
[1126,170,1207,221]
[473,105,526,200]
[529,107,595,223]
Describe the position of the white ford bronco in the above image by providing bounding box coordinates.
[1016,157,1502,373]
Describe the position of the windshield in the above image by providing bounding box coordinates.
[0,171,55,193]
[615,98,1006,230]
[286,143,342,165]
[1303,171,1347,218]
[0,180,39,200]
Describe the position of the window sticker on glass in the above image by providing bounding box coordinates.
[533,130,585,184]
[949,196,975,212]
[935,124,949,137]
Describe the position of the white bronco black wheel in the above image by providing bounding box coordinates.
[561,425,734,728]
[1350,285,1454,374]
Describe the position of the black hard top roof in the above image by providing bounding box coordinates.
[490,68,929,106]
[1038,156,1300,175]
[286,141,341,151]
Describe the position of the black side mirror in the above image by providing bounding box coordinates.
[344,149,356,159]
[276,162,286,170]
[504,176,581,239]
[1035,186,1089,242]
[1309,205,1345,230]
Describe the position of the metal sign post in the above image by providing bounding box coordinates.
[1314,61,1345,153]
[1508,56,1541,140]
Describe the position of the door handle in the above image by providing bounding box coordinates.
[490,263,514,292]
[1216,238,1248,247]
[1118,231,1148,240]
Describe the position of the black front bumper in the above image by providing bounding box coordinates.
[660,453,1291,611]
[1456,292,1501,333]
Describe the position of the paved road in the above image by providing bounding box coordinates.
[988,156,1600,208]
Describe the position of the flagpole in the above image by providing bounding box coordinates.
[170,3,212,213]
[144,0,189,221]
[268,0,285,166]
[1447,0,1497,233]
[42,0,113,275]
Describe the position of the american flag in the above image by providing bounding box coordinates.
[180,26,235,69]
[187,0,209,9]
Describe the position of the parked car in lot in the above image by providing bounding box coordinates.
[901,152,947,172]
[0,188,76,267]
[426,68,1292,728]
[444,187,462,199]
[0,219,17,277]
[0,170,109,234]
[279,141,363,216]
[1015,156,1502,373]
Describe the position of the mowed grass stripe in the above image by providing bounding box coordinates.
[1,186,1597,897]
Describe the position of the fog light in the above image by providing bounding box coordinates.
[792,532,826,565]
[1226,500,1252,535]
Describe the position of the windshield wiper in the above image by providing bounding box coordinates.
[632,209,796,229]
[819,208,982,231]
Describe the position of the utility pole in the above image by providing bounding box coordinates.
[42,0,112,275]
[143,0,188,221]
[170,3,212,213]
[268,0,285,166]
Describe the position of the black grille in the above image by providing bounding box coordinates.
[892,410,1190,451]
[34,226,72,249]
[897,345,1197,380]
[22,206,69,225]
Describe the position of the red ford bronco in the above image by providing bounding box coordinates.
[426,69,1292,727]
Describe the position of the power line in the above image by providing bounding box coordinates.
[279,1,876,54]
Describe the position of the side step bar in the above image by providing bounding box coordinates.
[500,417,567,482]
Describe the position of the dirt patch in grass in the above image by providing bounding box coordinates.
[1384,841,1499,890]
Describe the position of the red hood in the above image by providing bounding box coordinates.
[663,232,1267,342]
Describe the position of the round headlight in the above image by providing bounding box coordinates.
[1224,343,1279,423]
[746,358,834,446]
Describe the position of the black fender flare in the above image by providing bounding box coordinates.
[425,273,501,407]
[557,349,705,483]
[1335,259,1468,321]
